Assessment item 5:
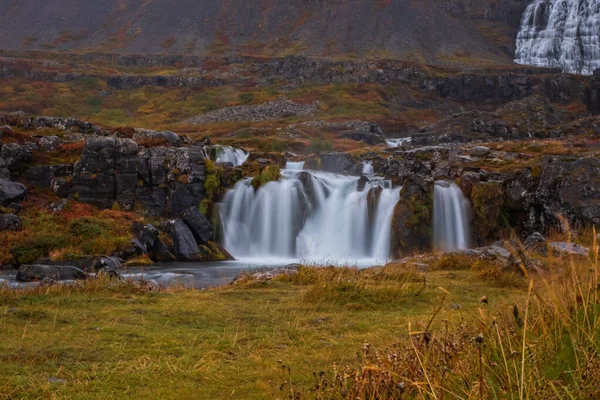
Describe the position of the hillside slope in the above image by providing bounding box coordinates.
[0,0,527,64]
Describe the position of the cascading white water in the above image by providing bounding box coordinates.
[208,145,249,166]
[362,161,374,174]
[386,138,412,148]
[433,181,472,252]
[219,166,401,264]
[515,0,600,75]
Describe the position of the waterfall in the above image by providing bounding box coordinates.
[362,161,374,174]
[433,181,472,252]
[386,138,412,148]
[286,161,306,170]
[220,167,401,263]
[207,145,249,166]
[515,0,600,75]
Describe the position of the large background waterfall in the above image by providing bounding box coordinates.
[515,0,600,75]
[219,163,401,264]
[433,181,472,252]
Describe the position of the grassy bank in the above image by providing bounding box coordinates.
[0,263,530,399]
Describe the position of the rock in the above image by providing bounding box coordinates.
[7,202,22,214]
[0,142,31,172]
[132,222,160,253]
[16,265,86,282]
[0,178,26,206]
[51,177,72,198]
[133,130,183,147]
[88,256,121,272]
[97,266,122,280]
[481,245,511,260]
[165,219,201,261]
[49,199,68,213]
[25,164,73,188]
[231,265,299,284]
[523,232,546,249]
[470,146,491,157]
[340,130,385,145]
[320,152,361,175]
[0,214,22,231]
[550,242,589,257]
[181,207,213,244]
[39,135,61,151]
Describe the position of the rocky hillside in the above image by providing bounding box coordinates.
[0,0,527,64]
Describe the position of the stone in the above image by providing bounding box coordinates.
[550,242,589,257]
[0,214,22,231]
[181,207,213,244]
[0,142,31,172]
[0,178,26,206]
[523,232,546,249]
[165,219,201,261]
[39,135,61,151]
[16,265,86,282]
[481,245,511,260]
[320,152,361,175]
[26,164,73,188]
[88,256,121,272]
[470,146,491,157]
[49,199,68,213]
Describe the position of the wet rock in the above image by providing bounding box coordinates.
[320,152,361,175]
[88,256,121,272]
[550,242,589,257]
[165,219,201,261]
[16,265,86,282]
[0,214,21,231]
[182,207,213,244]
[0,178,26,206]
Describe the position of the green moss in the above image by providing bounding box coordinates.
[471,182,508,243]
[251,165,281,189]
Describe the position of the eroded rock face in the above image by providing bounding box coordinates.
[68,137,207,216]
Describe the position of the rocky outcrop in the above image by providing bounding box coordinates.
[67,137,207,216]
[25,165,73,188]
[0,113,108,136]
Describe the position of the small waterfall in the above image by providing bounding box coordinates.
[515,0,600,75]
[220,167,401,263]
[286,161,305,170]
[433,181,472,252]
[362,161,374,174]
[207,145,249,166]
[386,138,412,148]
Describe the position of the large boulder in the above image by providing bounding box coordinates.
[16,265,86,282]
[26,164,73,188]
[319,153,361,175]
[0,142,31,172]
[165,219,201,261]
[88,256,122,272]
[0,214,22,231]
[0,178,26,206]
[182,207,213,244]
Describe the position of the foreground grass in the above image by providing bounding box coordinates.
[0,266,526,399]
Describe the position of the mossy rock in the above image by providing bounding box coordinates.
[470,181,510,245]
[391,180,433,256]
[251,165,281,189]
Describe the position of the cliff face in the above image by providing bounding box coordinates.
[0,0,527,64]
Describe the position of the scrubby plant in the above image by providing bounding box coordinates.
[251,165,281,189]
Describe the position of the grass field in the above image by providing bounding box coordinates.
[0,264,528,399]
